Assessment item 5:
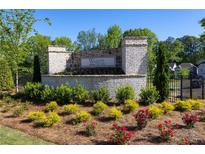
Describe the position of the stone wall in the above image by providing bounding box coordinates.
[42,74,146,98]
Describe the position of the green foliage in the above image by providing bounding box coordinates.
[12,104,28,117]
[54,36,75,50]
[73,111,91,124]
[174,100,192,112]
[153,42,170,102]
[108,107,122,119]
[44,101,58,112]
[0,58,14,90]
[72,83,89,104]
[148,105,164,119]
[159,101,175,114]
[23,82,45,101]
[55,83,73,104]
[139,86,159,105]
[123,99,139,113]
[116,85,135,103]
[28,111,46,122]
[179,68,190,78]
[40,112,61,127]
[92,101,108,115]
[32,55,41,83]
[186,99,203,110]
[40,85,56,102]
[91,86,110,103]
[63,104,80,114]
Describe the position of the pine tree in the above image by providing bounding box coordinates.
[33,55,41,83]
[153,42,170,102]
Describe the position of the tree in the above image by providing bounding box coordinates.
[153,42,170,102]
[161,37,184,63]
[123,28,158,75]
[0,10,50,92]
[0,57,14,90]
[106,25,122,48]
[27,34,51,74]
[54,36,74,50]
[76,28,100,51]
[32,55,41,83]
[200,18,205,40]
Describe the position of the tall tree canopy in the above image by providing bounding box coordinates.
[0,9,50,91]
[54,36,75,50]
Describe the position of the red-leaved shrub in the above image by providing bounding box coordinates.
[133,108,150,129]
[158,120,174,142]
[182,113,199,128]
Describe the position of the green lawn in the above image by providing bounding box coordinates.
[0,125,53,145]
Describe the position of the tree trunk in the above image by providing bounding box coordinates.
[16,70,19,93]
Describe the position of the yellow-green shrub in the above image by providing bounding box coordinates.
[28,111,46,122]
[41,112,61,127]
[174,100,192,112]
[123,99,139,113]
[44,101,58,112]
[108,107,122,119]
[63,104,80,114]
[159,101,175,114]
[148,105,163,119]
[186,99,203,110]
[74,111,91,124]
[92,101,108,115]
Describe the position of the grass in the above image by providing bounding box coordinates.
[0,125,53,145]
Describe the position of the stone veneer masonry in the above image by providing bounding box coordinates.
[42,37,148,99]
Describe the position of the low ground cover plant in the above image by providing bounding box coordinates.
[108,107,122,120]
[148,105,164,119]
[41,112,61,127]
[73,111,91,124]
[133,108,150,129]
[186,99,203,110]
[139,86,159,105]
[159,101,175,114]
[174,100,192,112]
[28,111,46,122]
[63,104,80,114]
[91,86,110,103]
[44,101,58,112]
[84,121,97,136]
[92,101,108,115]
[158,120,174,142]
[123,99,139,113]
[110,123,134,145]
[12,104,28,117]
[116,85,135,103]
[182,112,199,128]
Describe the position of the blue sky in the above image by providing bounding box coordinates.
[34,9,205,41]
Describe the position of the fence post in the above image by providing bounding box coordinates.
[202,78,204,99]
[190,75,192,99]
[180,75,183,100]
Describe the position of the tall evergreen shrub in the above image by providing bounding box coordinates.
[33,55,41,83]
[153,42,170,102]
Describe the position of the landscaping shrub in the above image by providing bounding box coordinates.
[158,120,174,142]
[123,99,139,113]
[72,83,89,104]
[41,85,56,102]
[92,101,108,115]
[186,99,203,110]
[108,107,122,119]
[133,108,150,129]
[55,83,72,104]
[63,104,80,114]
[41,112,61,127]
[110,123,134,145]
[44,101,58,112]
[182,113,199,128]
[28,111,46,122]
[0,58,14,90]
[116,85,135,103]
[148,105,163,119]
[84,121,97,136]
[139,86,159,105]
[73,111,91,124]
[159,101,175,114]
[91,86,110,103]
[12,104,28,117]
[23,82,45,101]
[174,100,192,112]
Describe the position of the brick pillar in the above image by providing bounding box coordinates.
[121,36,148,75]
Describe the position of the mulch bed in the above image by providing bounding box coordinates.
[0,100,205,145]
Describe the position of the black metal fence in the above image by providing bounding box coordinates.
[147,75,205,102]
